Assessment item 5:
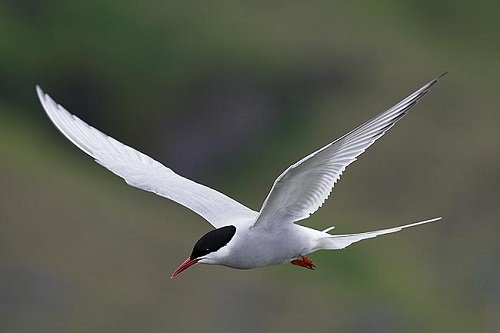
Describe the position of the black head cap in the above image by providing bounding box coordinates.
[190,225,236,259]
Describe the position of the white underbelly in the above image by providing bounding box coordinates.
[221,224,322,269]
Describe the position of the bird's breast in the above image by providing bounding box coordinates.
[221,225,319,269]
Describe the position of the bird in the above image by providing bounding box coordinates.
[36,73,444,279]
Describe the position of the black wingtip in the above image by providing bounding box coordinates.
[437,71,448,80]
[424,72,448,91]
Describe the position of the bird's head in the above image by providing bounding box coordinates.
[170,225,236,278]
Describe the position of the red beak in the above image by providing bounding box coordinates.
[171,257,199,279]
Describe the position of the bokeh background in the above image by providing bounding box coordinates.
[1,1,499,332]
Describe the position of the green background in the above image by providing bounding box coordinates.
[1,1,499,332]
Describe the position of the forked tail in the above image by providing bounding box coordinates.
[318,217,442,250]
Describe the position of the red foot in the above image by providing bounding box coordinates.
[291,256,316,270]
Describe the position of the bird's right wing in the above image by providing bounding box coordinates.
[37,86,258,229]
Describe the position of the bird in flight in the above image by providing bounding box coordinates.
[37,74,444,278]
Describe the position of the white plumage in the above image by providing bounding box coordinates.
[37,74,444,277]
[37,86,257,229]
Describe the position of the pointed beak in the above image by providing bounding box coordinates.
[170,257,199,279]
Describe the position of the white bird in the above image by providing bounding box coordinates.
[36,74,444,278]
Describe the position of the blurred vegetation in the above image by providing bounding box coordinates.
[1,1,499,332]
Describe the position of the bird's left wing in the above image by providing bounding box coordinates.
[37,86,258,229]
[253,75,444,228]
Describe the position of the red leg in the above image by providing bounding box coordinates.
[291,256,316,270]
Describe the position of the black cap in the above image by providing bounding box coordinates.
[190,225,236,259]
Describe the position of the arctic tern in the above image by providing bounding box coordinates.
[36,74,444,278]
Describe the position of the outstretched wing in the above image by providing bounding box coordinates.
[253,74,444,228]
[37,86,258,228]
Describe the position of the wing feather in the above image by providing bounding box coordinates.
[253,74,444,228]
[37,86,258,228]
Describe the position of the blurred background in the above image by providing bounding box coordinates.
[1,1,499,332]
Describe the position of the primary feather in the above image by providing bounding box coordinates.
[36,86,258,229]
[253,74,444,228]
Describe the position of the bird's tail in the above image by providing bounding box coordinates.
[317,217,442,250]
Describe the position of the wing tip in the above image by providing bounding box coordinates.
[425,71,448,90]
[437,71,448,80]
[35,85,45,101]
